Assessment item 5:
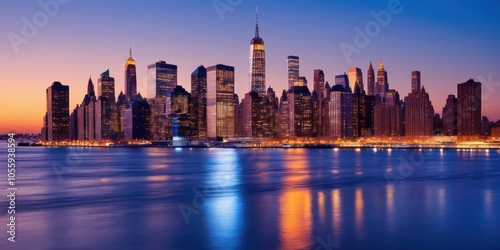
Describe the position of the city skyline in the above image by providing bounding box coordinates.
[2,1,500,134]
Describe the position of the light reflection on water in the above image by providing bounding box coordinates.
[0,144,499,249]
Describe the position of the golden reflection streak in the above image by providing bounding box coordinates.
[332,189,342,243]
[355,188,364,238]
[146,175,169,182]
[386,185,394,228]
[279,189,312,250]
[279,149,312,249]
[318,191,325,222]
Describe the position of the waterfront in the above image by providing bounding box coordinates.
[1,143,500,249]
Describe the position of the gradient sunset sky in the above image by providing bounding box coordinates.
[1,0,500,134]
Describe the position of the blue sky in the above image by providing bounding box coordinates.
[1,0,500,132]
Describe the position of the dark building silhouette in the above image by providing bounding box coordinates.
[367,62,375,96]
[404,73,434,137]
[123,94,151,140]
[374,89,403,137]
[457,79,481,136]
[166,85,195,139]
[352,84,375,137]
[191,65,207,139]
[442,94,457,136]
[45,81,69,141]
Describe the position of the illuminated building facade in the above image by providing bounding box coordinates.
[335,73,349,90]
[411,71,421,94]
[97,69,117,140]
[287,56,299,90]
[404,85,435,136]
[348,67,363,93]
[375,59,388,101]
[191,66,207,138]
[374,89,403,137]
[207,64,236,138]
[249,9,266,94]
[125,48,137,101]
[147,61,177,139]
[327,85,353,138]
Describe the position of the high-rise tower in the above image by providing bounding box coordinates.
[287,56,299,90]
[375,59,388,100]
[45,81,69,141]
[367,62,375,95]
[348,67,363,93]
[411,71,421,94]
[457,79,481,136]
[249,6,266,93]
[125,47,137,101]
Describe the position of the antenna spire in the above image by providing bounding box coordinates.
[255,5,259,37]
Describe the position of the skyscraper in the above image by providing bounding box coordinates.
[374,89,403,137]
[147,61,178,114]
[166,85,194,139]
[367,62,375,96]
[123,94,151,140]
[191,65,207,138]
[348,67,363,93]
[411,71,421,94]
[375,59,388,100]
[98,69,116,104]
[327,85,353,138]
[207,64,236,138]
[313,69,325,100]
[313,69,325,136]
[335,73,349,90]
[457,79,481,136]
[249,8,266,94]
[352,86,375,137]
[442,94,458,136]
[147,61,177,139]
[287,56,299,90]
[45,81,69,141]
[125,48,137,101]
[97,69,117,140]
[404,75,435,137]
[287,76,314,137]
[277,90,290,138]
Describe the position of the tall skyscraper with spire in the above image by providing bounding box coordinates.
[125,47,137,101]
[249,6,266,93]
[367,62,375,95]
[375,59,388,100]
